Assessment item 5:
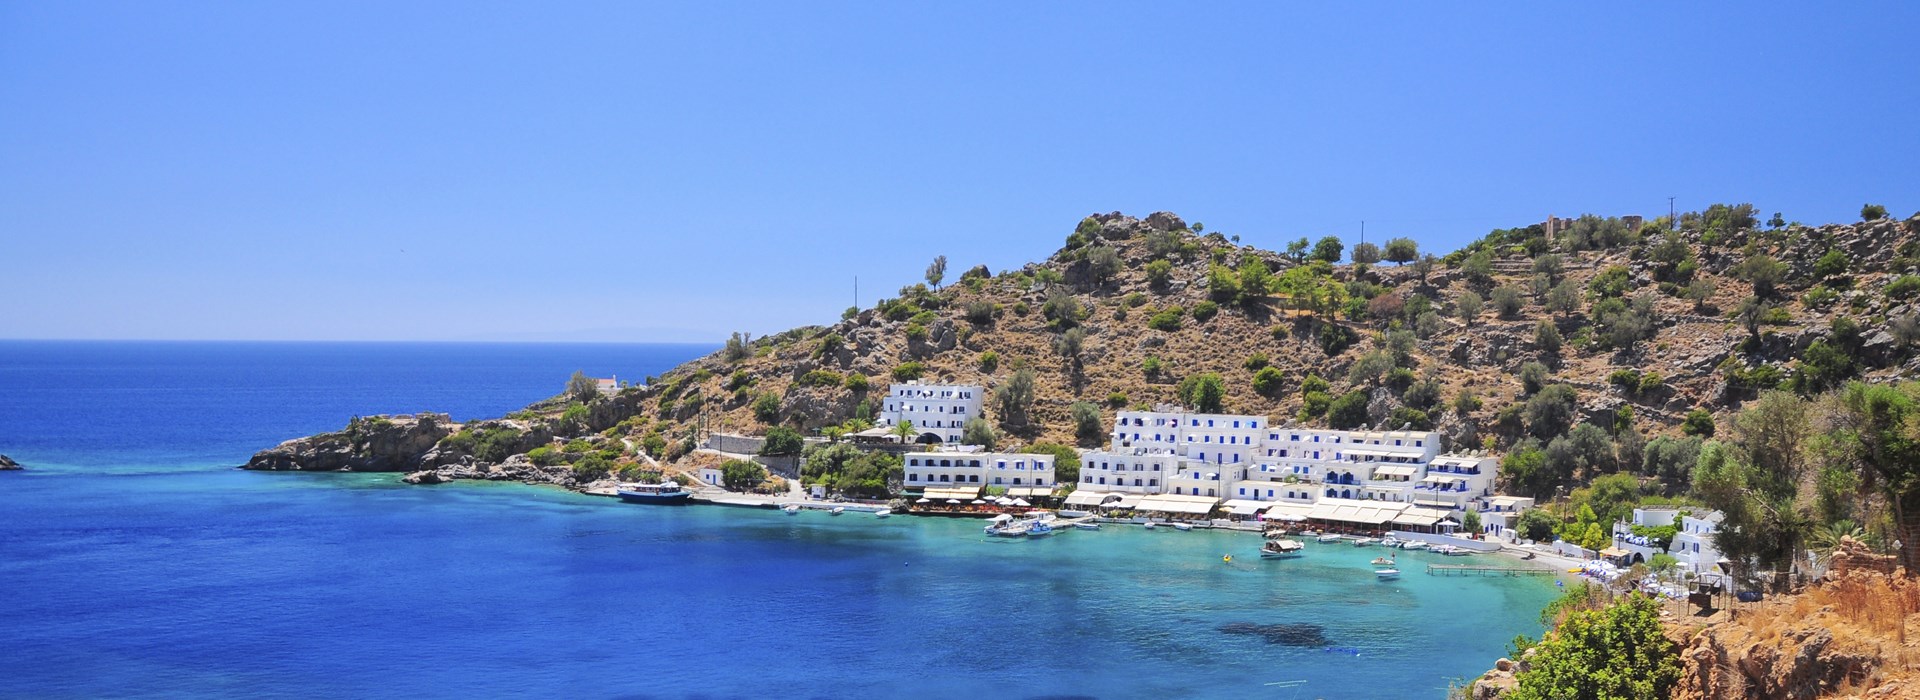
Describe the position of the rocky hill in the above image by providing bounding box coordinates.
[247,207,1920,499]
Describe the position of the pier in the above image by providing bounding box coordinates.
[1426,563,1557,577]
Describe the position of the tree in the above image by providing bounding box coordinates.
[1490,285,1524,319]
[720,459,767,490]
[723,332,752,362]
[1820,381,1920,571]
[566,370,598,403]
[994,368,1037,430]
[762,426,804,456]
[925,255,948,289]
[1383,238,1418,265]
[1863,203,1889,221]
[1736,254,1788,299]
[1285,237,1310,264]
[1681,408,1715,437]
[1683,278,1716,311]
[752,392,780,424]
[1463,250,1494,287]
[1455,291,1483,326]
[1084,246,1122,286]
[1054,327,1086,363]
[892,419,916,443]
[1070,401,1105,447]
[1326,390,1370,429]
[1177,372,1227,413]
[1516,509,1558,542]
[1236,258,1273,307]
[1525,384,1579,440]
[1041,289,1084,328]
[1520,361,1550,395]
[800,442,901,498]
[1411,254,1437,285]
[1507,596,1681,700]
[961,416,998,450]
[1768,212,1786,228]
[1350,241,1381,265]
[1461,508,1481,533]
[1025,442,1081,487]
[1311,236,1344,263]
[1545,280,1581,319]
[1534,318,1562,355]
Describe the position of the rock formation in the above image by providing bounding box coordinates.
[0,454,19,470]
[245,413,454,472]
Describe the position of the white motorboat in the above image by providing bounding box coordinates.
[1401,540,1429,551]
[1375,568,1402,580]
[1380,535,1402,548]
[782,504,801,515]
[1316,534,1343,544]
[1026,519,1056,538]
[1074,522,1100,531]
[1144,522,1157,530]
[873,509,891,518]
[1260,539,1305,559]
[829,507,845,516]
[1370,556,1396,566]
[1173,523,1193,532]
[1352,537,1378,547]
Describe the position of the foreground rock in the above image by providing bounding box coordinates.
[0,454,18,470]
[244,414,454,472]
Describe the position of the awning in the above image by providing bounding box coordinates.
[1137,494,1220,515]
[1221,499,1268,516]
[1111,494,1143,509]
[1420,475,1467,485]
[1007,486,1052,498]
[1063,491,1110,507]
[1392,512,1443,527]
[1414,498,1459,509]
[1307,497,1409,525]
[923,486,981,500]
[1370,465,1419,478]
[1261,503,1316,521]
[1600,547,1631,557]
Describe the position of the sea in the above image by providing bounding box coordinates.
[0,341,1563,699]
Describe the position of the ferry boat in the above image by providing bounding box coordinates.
[1260,539,1305,559]
[616,481,692,505]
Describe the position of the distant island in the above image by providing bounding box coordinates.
[0,454,19,470]
[248,206,1920,699]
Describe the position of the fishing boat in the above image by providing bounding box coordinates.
[1260,539,1305,559]
[1316,534,1343,544]
[1375,568,1402,580]
[1074,522,1100,531]
[782,504,801,515]
[1400,540,1429,551]
[616,481,692,505]
[1352,537,1379,547]
[1370,556,1396,566]
[1026,519,1056,538]
[873,509,891,518]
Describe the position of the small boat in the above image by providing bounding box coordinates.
[1026,520,1056,538]
[829,507,845,516]
[1173,523,1193,532]
[1352,537,1378,547]
[1261,539,1305,559]
[1316,534,1344,544]
[782,504,801,515]
[985,514,1025,537]
[1144,522,1157,530]
[1375,568,1401,580]
[1380,535,1402,548]
[616,481,692,505]
[873,509,891,518]
[1075,522,1100,531]
[1370,556,1396,566]
[1401,540,1429,551]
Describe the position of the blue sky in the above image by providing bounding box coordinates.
[4,2,1916,342]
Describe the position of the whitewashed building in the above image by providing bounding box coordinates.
[1669,510,1726,575]
[902,446,1055,490]
[879,381,984,445]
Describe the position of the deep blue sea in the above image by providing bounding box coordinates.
[0,341,1560,699]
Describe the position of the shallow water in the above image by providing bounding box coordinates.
[0,341,1559,699]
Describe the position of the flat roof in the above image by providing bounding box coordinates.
[1137,493,1220,514]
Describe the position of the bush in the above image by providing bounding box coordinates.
[1490,285,1524,318]
[1144,259,1173,290]
[1177,373,1227,413]
[1637,371,1664,394]
[1317,323,1357,356]
[1888,275,1920,300]
[1243,352,1269,371]
[843,374,870,392]
[1147,307,1184,331]
[1142,355,1163,378]
[1106,391,1128,407]
[1588,265,1630,298]
[527,446,564,466]
[1681,408,1715,437]
[963,301,997,325]
[1814,249,1849,278]
[1070,401,1105,446]
[1326,390,1370,429]
[752,393,781,423]
[891,362,926,381]
[1863,203,1889,220]
[1191,300,1219,322]
[977,350,1000,373]
[1534,319,1562,354]
[761,426,804,456]
[1507,596,1681,700]
[961,417,998,450]
[1520,362,1550,395]
[1453,389,1482,415]
[798,369,844,388]
[571,455,612,482]
[1386,406,1431,430]
[1525,385,1579,440]
[721,459,768,490]
[1251,366,1285,397]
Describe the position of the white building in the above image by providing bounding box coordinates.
[1669,510,1726,576]
[879,381,984,445]
[1476,495,1537,541]
[902,446,1055,491]
[1077,408,1504,522]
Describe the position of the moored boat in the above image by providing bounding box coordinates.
[1316,534,1343,543]
[829,506,846,516]
[1260,539,1305,559]
[873,509,891,518]
[1401,540,1429,551]
[782,504,801,515]
[616,481,692,505]
[1026,520,1056,538]
[1173,522,1193,532]
[1375,568,1401,580]
[1352,537,1378,547]
[1074,522,1100,531]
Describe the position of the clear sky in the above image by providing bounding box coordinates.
[4,2,1916,342]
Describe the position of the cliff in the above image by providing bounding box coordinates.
[245,414,455,472]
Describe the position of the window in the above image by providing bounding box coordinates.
[1148,479,1157,487]
[908,474,919,481]
[1232,420,1240,428]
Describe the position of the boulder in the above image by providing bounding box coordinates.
[402,470,447,485]
[1144,211,1186,232]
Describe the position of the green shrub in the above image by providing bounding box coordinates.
[891,362,926,381]
[1176,372,1226,413]
[1251,366,1285,396]
[843,374,869,392]
[1125,292,1148,307]
[761,426,804,456]
[1106,391,1128,407]
[1681,408,1715,437]
[977,350,1000,373]
[752,393,780,423]
[1243,352,1269,371]
[1191,300,1219,322]
[1326,390,1370,429]
[1144,259,1173,290]
[1888,275,1920,300]
[1802,286,1839,307]
[904,323,928,341]
[798,369,844,388]
[1142,355,1163,378]
[527,446,564,466]
[1147,307,1184,332]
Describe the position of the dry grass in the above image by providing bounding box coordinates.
[1803,572,1920,645]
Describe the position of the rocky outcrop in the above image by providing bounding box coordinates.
[244,413,454,472]
[399,455,581,488]
[1830,536,1901,576]
[0,454,19,470]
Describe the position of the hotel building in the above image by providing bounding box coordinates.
[878,381,983,445]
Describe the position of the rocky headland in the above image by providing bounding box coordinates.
[0,454,20,470]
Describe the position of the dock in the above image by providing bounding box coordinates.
[1426,563,1557,577]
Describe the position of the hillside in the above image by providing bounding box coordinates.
[249,207,1920,504]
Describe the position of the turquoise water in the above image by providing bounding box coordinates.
[0,341,1559,699]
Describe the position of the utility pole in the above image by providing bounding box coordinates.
[1668,197,1676,231]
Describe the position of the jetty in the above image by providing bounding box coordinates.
[1426,563,1557,577]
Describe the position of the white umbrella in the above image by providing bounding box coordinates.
[1011,498,1031,507]
[995,496,1015,505]
[970,499,986,504]
[915,498,931,503]
[946,499,961,504]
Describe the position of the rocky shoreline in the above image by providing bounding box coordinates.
[243,412,599,491]
[0,454,19,470]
